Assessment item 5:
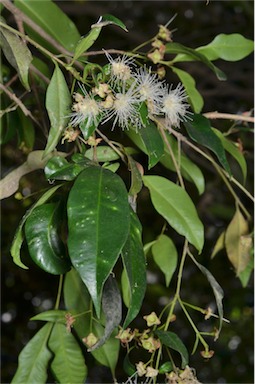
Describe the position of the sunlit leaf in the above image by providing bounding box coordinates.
[11,323,52,384]
[225,207,251,276]
[143,175,204,252]
[44,64,71,157]
[48,323,87,384]
[152,234,178,287]
[67,166,130,316]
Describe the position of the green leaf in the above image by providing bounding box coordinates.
[155,330,189,369]
[48,323,87,384]
[123,354,136,376]
[88,276,122,351]
[100,14,128,32]
[239,251,254,288]
[44,64,71,157]
[184,114,231,174]
[171,67,204,113]
[165,42,227,80]
[143,175,204,252]
[189,252,224,335]
[160,132,205,195]
[11,323,53,384]
[0,19,32,90]
[197,34,254,62]
[152,234,178,287]
[14,0,80,52]
[122,210,147,328]
[127,155,143,197]
[85,146,120,162]
[67,166,130,316]
[159,361,173,374]
[212,128,247,182]
[44,156,92,181]
[173,34,254,63]
[10,184,63,269]
[30,310,67,323]
[25,203,71,274]
[71,27,102,64]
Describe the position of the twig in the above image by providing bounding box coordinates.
[203,111,254,124]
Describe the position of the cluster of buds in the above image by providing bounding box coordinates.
[166,366,201,384]
[67,49,191,140]
[148,23,173,65]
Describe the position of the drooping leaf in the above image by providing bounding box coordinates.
[159,132,205,195]
[30,310,67,323]
[88,275,122,351]
[165,42,227,80]
[225,207,251,276]
[0,19,32,90]
[10,184,63,269]
[212,128,247,182]
[25,203,71,274]
[184,114,231,174]
[127,155,143,197]
[211,231,226,259]
[155,330,189,369]
[143,176,204,252]
[152,234,178,287]
[121,210,147,328]
[44,64,71,157]
[189,252,224,335]
[14,0,80,52]
[239,250,254,288]
[11,323,53,384]
[67,166,130,316]
[138,121,164,169]
[173,34,254,63]
[123,353,136,376]
[48,323,87,384]
[171,67,204,113]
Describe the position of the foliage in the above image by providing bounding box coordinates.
[1,1,253,383]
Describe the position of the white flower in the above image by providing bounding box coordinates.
[102,82,141,130]
[134,66,165,114]
[69,84,102,129]
[105,51,135,84]
[162,83,191,128]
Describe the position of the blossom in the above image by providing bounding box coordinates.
[140,336,161,352]
[162,83,191,128]
[143,311,161,327]
[69,83,102,129]
[136,361,147,377]
[134,67,165,114]
[105,51,135,84]
[82,332,98,348]
[145,366,159,378]
[102,82,141,130]
[115,328,135,346]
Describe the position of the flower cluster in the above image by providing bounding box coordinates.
[68,53,191,135]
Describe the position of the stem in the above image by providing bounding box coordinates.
[178,298,209,352]
[54,274,64,310]
[203,111,254,123]
[96,128,126,163]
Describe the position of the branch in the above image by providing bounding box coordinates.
[203,111,254,124]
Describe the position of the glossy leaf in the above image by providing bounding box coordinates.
[85,146,120,162]
[172,67,204,113]
[138,121,164,169]
[44,156,91,181]
[71,27,101,64]
[212,128,247,182]
[48,323,87,384]
[156,330,189,369]
[11,323,52,384]
[159,361,173,374]
[25,203,71,274]
[143,176,204,252]
[160,132,205,195]
[100,14,128,32]
[152,234,178,287]
[10,184,63,269]
[121,210,147,328]
[184,114,231,174]
[225,207,251,276]
[67,166,130,316]
[165,42,227,80]
[189,253,224,335]
[15,0,80,51]
[30,310,67,323]
[123,354,136,376]
[0,20,32,90]
[88,275,122,351]
[44,64,71,157]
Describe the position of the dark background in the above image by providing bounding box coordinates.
[1,1,254,383]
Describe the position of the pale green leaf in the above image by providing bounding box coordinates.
[152,234,178,286]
